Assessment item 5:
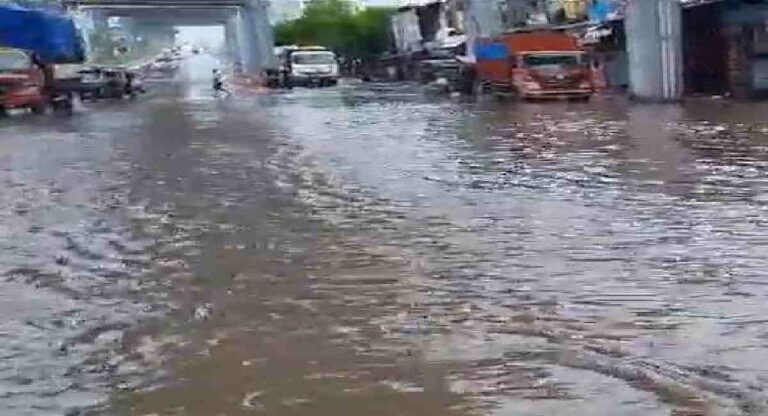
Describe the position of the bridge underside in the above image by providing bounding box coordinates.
[69,0,274,73]
[101,8,235,25]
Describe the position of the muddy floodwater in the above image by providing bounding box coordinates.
[1,55,768,416]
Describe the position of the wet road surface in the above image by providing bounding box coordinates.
[1,54,768,416]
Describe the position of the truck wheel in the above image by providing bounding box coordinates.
[31,102,46,114]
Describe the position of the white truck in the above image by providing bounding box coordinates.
[275,46,340,88]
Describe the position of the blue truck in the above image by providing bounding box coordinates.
[0,5,85,113]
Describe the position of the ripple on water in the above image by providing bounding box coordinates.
[263,91,768,415]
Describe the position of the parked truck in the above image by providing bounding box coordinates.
[274,46,340,88]
[474,28,593,100]
[0,5,85,114]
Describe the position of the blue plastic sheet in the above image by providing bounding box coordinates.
[474,41,507,61]
[0,5,84,64]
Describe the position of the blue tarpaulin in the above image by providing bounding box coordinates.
[474,42,507,60]
[0,5,84,64]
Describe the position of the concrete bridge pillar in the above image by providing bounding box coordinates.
[625,0,683,101]
[236,0,276,75]
[91,9,109,32]
[234,10,253,73]
[224,16,241,67]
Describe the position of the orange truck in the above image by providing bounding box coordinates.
[474,28,593,100]
[0,48,47,113]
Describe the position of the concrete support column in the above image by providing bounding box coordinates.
[224,17,241,67]
[237,0,276,75]
[625,0,683,101]
[234,10,253,73]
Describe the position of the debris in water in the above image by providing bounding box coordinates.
[241,391,263,409]
[192,303,214,321]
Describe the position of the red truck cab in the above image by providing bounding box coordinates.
[0,48,46,113]
[475,29,593,100]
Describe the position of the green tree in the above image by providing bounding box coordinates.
[274,0,394,60]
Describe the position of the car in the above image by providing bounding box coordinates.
[100,67,129,99]
[75,66,107,101]
[125,70,145,96]
[152,56,179,73]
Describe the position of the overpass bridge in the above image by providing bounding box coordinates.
[63,0,274,74]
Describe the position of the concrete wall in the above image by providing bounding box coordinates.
[626,0,683,100]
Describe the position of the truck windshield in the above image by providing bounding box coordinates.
[0,51,31,71]
[292,52,335,65]
[523,54,581,68]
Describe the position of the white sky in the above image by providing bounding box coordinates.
[175,0,397,48]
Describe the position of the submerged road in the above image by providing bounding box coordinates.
[1,54,768,416]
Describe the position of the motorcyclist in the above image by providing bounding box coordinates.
[212,69,225,92]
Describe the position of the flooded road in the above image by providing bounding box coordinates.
[1,55,768,416]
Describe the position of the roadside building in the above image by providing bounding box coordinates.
[387,0,468,80]
[582,18,628,89]
[384,0,768,99]
[682,0,768,99]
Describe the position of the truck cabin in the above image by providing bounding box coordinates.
[0,48,44,90]
[518,51,586,70]
[290,50,337,66]
[0,48,35,73]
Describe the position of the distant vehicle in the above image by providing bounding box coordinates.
[78,67,104,100]
[53,64,99,99]
[153,56,179,73]
[416,32,467,85]
[125,70,145,96]
[475,28,593,100]
[277,46,340,88]
[101,67,129,99]
[72,66,106,100]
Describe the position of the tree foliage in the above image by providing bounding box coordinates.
[274,0,394,60]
